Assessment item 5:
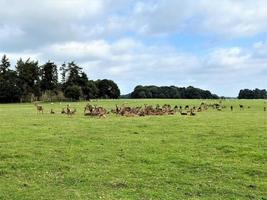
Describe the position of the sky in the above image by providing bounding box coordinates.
[0,0,267,97]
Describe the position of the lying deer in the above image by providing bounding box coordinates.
[180,110,188,116]
[67,106,76,116]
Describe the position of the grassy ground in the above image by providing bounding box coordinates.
[0,99,266,200]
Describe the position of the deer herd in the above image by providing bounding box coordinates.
[34,101,267,118]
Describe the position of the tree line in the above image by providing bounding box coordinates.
[1,55,266,102]
[238,88,267,99]
[129,85,219,99]
[0,55,120,103]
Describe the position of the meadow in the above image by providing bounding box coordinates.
[0,99,266,200]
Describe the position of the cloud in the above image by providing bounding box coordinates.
[1,0,267,51]
[0,0,267,96]
[127,0,267,37]
[2,36,267,96]
[0,0,130,50]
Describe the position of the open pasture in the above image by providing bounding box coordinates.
[0,99,266,199]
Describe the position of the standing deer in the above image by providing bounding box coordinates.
[34,103,43,114]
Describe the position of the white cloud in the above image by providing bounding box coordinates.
[1,0,267,96]
[46,41,111,61]
[197,0,267,37]
[2,36,267,96]
[128,0,267,37]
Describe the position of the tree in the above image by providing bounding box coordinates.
[97,79,120,99]
[16,58,41,101]
[0,55,122,102]
[60,62,67,83]
[82,80,99,100]
[64,61,83,87]
[0,55,22,103]
[64,85,81,100]
[0,55,10,74]
[40,61,58,92]
[0,70,22,103]
[238,88,267,99]
[130,85,218,99]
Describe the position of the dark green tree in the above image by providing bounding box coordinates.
[16,58,41,101]
[0,55,10,74]
[0,55,22,103]
[97,79,120,99]
[64,61,83,87]
[40,61,58,92]
[64,85,81,100]
[82,80,99,100]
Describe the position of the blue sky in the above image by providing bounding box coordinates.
[0,0,267,96]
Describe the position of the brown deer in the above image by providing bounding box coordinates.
[66,105,76,116]
[189,109,196,116]
[68,108,76,116]
[34,103,43,114]
[180,110,188,116]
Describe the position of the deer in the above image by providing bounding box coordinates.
[50,109,55,114]
[67,108,76,116]
[189,110,196,116]
[180,110,188,116]
[66,105,76,116]
[34,102,43,114]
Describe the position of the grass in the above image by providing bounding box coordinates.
[0,99,266,200]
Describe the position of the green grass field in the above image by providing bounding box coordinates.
[0,99,266,200]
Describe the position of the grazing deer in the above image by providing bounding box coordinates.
[239,104,244,110]
[34,103,43,114]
